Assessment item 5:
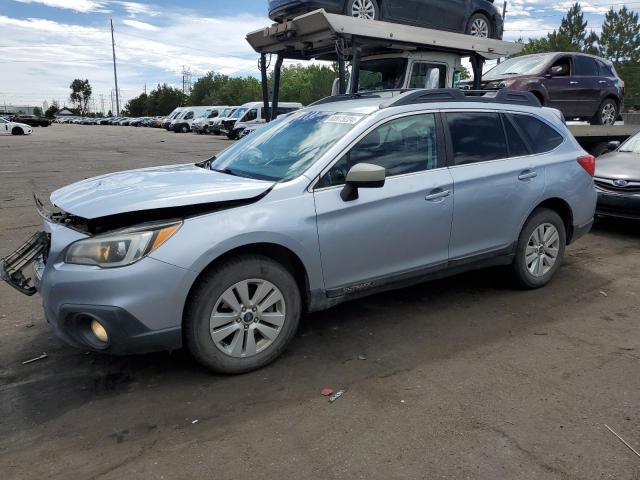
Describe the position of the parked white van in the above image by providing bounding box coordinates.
[171,106,215,133]
[220,102,303,139]
[209,106,239,135]
[191,106,229,134]
[162,108,184,130]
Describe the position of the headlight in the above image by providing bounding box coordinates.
[65,221,182,268]
[498,79,517,89]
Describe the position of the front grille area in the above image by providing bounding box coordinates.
[594,178,640,193]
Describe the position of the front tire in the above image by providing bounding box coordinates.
[11,127,23,135]
[512,208,566,289]
[184,255,301,374]
[467,13,492,38]
[591,98,618,126]
[345,0,380,20]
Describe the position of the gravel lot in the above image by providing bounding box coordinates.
[1,125,639,480]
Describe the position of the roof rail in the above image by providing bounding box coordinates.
[386,88,542,108]
[310,92,382,106]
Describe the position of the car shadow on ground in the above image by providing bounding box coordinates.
[1,248,611,442]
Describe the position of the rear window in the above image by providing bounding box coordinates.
[510,114,564,154]
[503,115,530,157]
[597,60,616,77]
[446,112,507,165]
[574,56,599,76]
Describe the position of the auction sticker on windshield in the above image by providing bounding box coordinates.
[324,114,364,124]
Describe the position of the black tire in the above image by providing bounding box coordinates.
[512,208,566,289]
[227,132,237,140]
[591,98,618,126]
[181,124,189,133]
[203,126,210,134]
[11,127,23,135]
[466,13,492,38]
[345,0,380,20]
[184,255,301,374]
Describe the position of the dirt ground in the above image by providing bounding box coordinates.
[1,125,639,480]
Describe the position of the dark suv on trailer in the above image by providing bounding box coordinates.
[478,52,624,125]
[268,0,504,39]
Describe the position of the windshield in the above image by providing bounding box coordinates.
[620,134,640,154]
[357,58,408,91]
[222,108,234,117]
[484,54,551,79]
[230,108,247,119]
[209,110,364,181]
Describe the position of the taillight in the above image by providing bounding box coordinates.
[578,154,596,177]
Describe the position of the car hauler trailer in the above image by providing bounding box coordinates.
[246,8,638,154]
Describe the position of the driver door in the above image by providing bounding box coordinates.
[313,113,453,294]
[0,119,8,135]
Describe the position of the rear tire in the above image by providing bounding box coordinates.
[591,98,618,126]
[466,13,492,38]
[512,208,566,289]
[184,255,301,375]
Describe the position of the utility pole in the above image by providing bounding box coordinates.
[181,66,192,101]
[497,1,508,65]
[110,18,120,116]
[99,94,105,115]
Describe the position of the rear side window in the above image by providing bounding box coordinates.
[318,114,440,188]
[574,56,598,76]
[446,112,507,165]
[510,114,564,154]
[503,115,530,157]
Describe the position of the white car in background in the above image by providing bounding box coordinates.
[0,117,33,136]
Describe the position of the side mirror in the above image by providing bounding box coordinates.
[608,140,621,151]
[341,163,386,202]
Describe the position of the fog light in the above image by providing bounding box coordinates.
[90,320,109,343]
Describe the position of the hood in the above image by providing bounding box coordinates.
[595,152,640,180]
[50,163,274,219]
[15,122,32,129]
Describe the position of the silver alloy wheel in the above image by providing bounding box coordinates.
[602,103,617,125]
[350,0,376,19]
[209,279,286,358]
[470,17,490,37]
[525,223,560,277]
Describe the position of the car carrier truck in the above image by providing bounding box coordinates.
[246,9,639,155]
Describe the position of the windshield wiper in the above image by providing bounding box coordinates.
[211,167,243,178]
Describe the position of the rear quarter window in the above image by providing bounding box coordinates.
[510,114,564,154]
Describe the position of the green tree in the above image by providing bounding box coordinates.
[69,79,92,116]
[124,93,149,117]
[32,106,43,117]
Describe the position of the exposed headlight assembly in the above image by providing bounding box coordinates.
[65,221,182,268]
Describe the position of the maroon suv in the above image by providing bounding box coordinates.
[479,52,624,125]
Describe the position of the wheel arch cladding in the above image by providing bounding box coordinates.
[535,198,574,244]
[182,243,312,327]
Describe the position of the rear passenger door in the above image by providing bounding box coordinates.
[314,113,454,293]
[572,55,601,117]
[444,111,547,261]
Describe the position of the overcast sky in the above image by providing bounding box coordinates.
[0,0,635,110]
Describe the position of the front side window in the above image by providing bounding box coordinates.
[550,57,571,77]
[243,109,258,122]
[317,114,440,188]
[184,112,194,120]
[409,63,447,89]
[483,54,551,80]
[446,112,507,165]
[574,56,598,76]
[510,114,563,154]
[209,111,364,181]
[208,111,219,118]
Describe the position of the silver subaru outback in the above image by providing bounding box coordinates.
[2,89,597,374]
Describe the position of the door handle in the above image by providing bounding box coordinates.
[425,189,451,202]
[569,81,579,85]
[518,170,538,181]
